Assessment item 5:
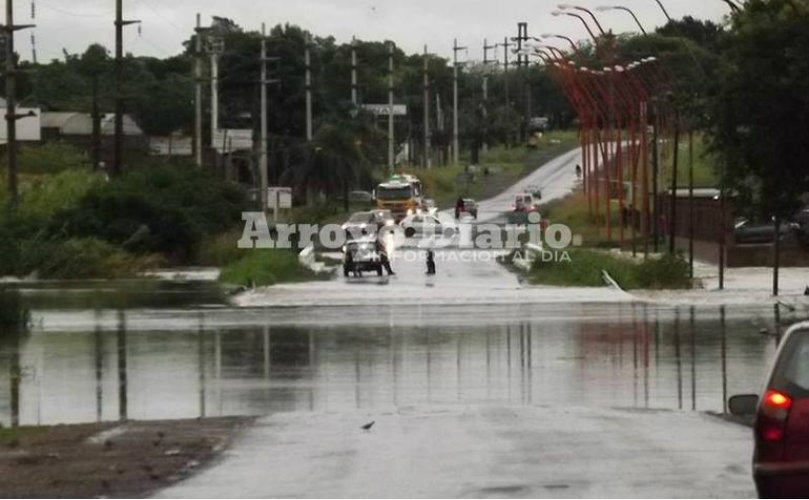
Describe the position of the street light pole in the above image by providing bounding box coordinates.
[652,0,673,21]
[596,5,647,35]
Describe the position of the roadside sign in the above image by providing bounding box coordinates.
[267,187,292,209]
[360,104,408,116]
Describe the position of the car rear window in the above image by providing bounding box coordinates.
[772,331,809,397]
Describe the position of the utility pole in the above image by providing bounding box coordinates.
[209,36,223,151]
[260,24,268,216]
[114,0,139,176]
[350,37,358,107]
[482,38,497,154]
[387,41,395,172]
[501,37,513,148]
[4,0,35,210]
[259,24,280,218]
[423,45,430,169]
[194,13,203,167]
[452,38,466,167]
[92,75,101,170]
[305,35,313,141]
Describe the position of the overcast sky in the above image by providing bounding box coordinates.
[21,0,732,63]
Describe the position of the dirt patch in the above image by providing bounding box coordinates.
[0,416,253,498]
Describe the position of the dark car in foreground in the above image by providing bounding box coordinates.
[730,321,809,498]
[342,238,382,277]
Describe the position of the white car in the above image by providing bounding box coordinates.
[399,213,457,239]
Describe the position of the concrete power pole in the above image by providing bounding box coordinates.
[194,13,203,166]
[260,24,268,216]
[259,24,280,217]
[423,45,430,169]
[452,38,466,167]
[501,37,512,147]
[209,42,222,150]
[305,35,313,141]
[387,42,394,172]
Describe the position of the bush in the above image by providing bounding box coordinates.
[198,230,245,266]
[47,165,248,263]
[528,248,691,290]
[26,238,164,280]
[218,249,317,287]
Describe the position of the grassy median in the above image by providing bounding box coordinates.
[527,248,691,290]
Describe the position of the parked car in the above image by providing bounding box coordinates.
[734,218,797,245]
[342,238,383,277]
[399,213,457,238]
[461,198,478,219]
[729,321,809,498]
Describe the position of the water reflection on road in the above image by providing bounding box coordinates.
[0,301,795,426]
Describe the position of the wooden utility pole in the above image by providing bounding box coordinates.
[92,75,101,170]
[194,13,203,166]
[4,0,34,210]
[351,37,358,107]
[387,41,394,171]
[114,0,139,176]
[423,45,430,169]
[305,35,313,141]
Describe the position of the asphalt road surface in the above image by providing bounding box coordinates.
[157,405,754,498]
[148,147,761,498]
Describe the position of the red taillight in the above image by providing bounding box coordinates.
[758,390,793,443]
[764,390,792,411]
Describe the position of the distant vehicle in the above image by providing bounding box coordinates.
[400,213,457,239]
[733,218,797,245]
[461,198,478,219]
[528,116,550,133]
[514,194,538,213]
[341,211,378,239]
[370,209,395,228]
[348,190,374,207]
[423,198,438,214]
[342,238,383,277]
[729,321,809,498]
[374,174,424,222]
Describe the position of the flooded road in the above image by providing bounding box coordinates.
[0,297,794,427]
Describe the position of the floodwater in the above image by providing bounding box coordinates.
[0,281,800,426]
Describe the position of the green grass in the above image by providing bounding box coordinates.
[218,249,321,287]
[528,248,691,290]
[659,133,718,189]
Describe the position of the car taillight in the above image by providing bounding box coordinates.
[758,389,793,446]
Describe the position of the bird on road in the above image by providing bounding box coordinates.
[361,421,375,431]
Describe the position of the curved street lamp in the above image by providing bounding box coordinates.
[558,4,607,35]
[595,5,647,35]
[539,33,580,54]
[552,10,600,45]
[652,0,672,21]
